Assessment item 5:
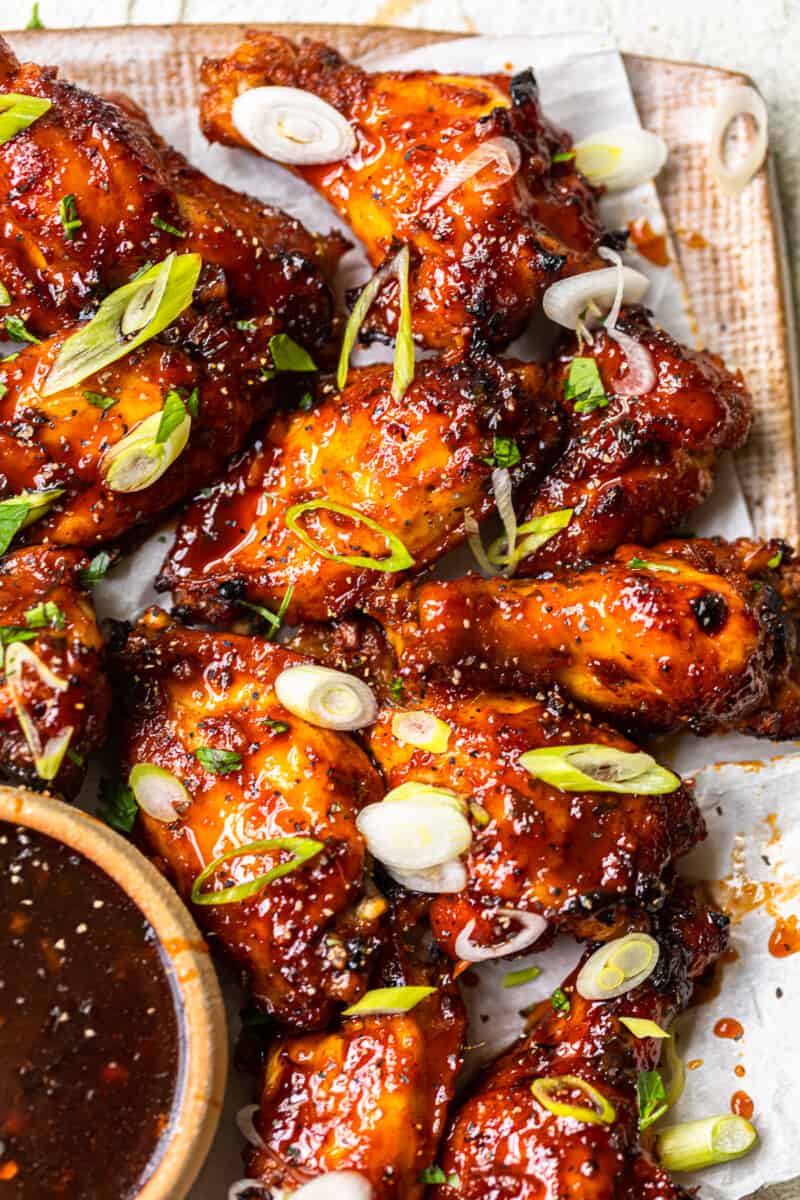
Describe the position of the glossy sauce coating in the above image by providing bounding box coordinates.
[115,609,385,1029]
[0,822,180,1199]
[366,685,703,955]
[199,34,603,349]
[519,308,753,571]
[0,546,109,797]
[161,352,559,625]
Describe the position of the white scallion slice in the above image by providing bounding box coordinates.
[337,244,414,402]
[488,507,573,571]
[4,641,72,780]
[543,265,649,334]
[392,710,451,754]
[289,1175,375,1200]
[231,86,357,165]
[235,1104,264,1150]
[385,857,468,895]
[655,1115,757,1173]
[0,93,52,145]
[454,907,548,963]
[356,792,471,872]
[619,1017,670,1039]
[464,508,499,577]
[518,744,681,795]
[101,406,191,493]
[606,326,657,396]
[43,253,202,396]
[424,136,521,211]
[381,781,466,813]
[491,467,517,579]
[275,664,377,731]
[576,933,660,1001]
[710,84,768,197]
[574,127,667,192]
[129,762,189,823]
[342,985,435,1017]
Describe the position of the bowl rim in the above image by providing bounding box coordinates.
[0,784,228,1200]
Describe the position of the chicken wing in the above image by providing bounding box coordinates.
[199,33,603,349]
[0,306,277,547]
[365,685,703,958]
[0,36,341,345]
[371,538,796,735]
[246,908,465,1199]
[160,351,560,625]
[517,307,753,572]
[114,609,385,1029]
[0,545,109,797]
[433,887,729,1199]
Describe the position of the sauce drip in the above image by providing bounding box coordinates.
[628,218,670,266]
[714,1017,744,1041]
[687,1059,704,1071]
[734,1064,746,1078]
[731,1090,754,1119]
[0,822,182,1199]
[768,913,800,957]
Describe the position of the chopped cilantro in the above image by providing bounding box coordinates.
[79,550,113,585]
[84,389,117,412]
[484,435,521,469]
[551,987,571,1015]
[195,746,242,775]
[97,777,137,834]
[4,316,39,345]
[637,1069,668,1130]
[151,214,186,238]
[565,356,608,414]
[156,389,190,443]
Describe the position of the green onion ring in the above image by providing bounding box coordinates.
[190,836,324,906]
[285,500,415,573]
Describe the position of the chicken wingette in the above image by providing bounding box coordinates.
[114,609,385,1030]
[199,33,603,349]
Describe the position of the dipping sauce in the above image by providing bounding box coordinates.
[0,822,181,1198]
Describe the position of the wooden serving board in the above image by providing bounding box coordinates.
[5,24,798,1200]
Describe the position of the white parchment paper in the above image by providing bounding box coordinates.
[71,32,798,1199]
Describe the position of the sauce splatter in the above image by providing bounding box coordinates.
[769,913,800,957]
[731,1090,754,1119]
[628,218,670,266]
[734,1064,746,1078]
[687,1058,704,1070]
[690,946,739,1008]
[714,1017,744,1040]
[676,228,709,250]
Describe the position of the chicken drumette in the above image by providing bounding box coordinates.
[434,887,729,1199]
[200,33,603,349]
[0,35,342,345]
[517,307,754,572]
[160,351,560,625]
[114,609,385,1030]
[0,545,109,797]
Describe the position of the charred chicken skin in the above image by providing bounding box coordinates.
[518,307,753,572]
[115,609,385,1030]
[0,36,341,346]
[248,913,465,1198]
[433,887,729,1200]
[160,351,559,625]
[199,34,603,349]
[366,685,703,958]
[0,546,109,798]
[372,538,796,736]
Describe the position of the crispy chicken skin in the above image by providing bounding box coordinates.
[199,34,603,349]
[372,538,795,735]
[434,888,729,1200]
[518,308,754,571]
[0,546,109,797]
[248,916,465,1198]
[0,36,341,345]
[366,685,704,957]
[0,311,275,547]
[160,352,559,625]
[114,609,385,1029]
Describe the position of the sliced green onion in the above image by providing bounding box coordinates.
[767,550,783,569]
[628,557,681,574]
[285,499,414,573]
[156,389,191,443]
[519,744,680,795]
[97,778,137,834]
[151,213,186,238]
[337,244,415,402]
[29,726,74,782]
[5,315,39,344]
[655,1115,757,1173]
[43,253,201,396]
[637,1069,668,1130]
[356,784,471,872]
[4,641,72,781]
[0,487,64,555]
[503,964,542,988]
[101,405,191,493]
[0,283,10,306]
[531,1075,616,1125]
[577,933,660,1001]
[620,1017,669,1039]
[129,762,189,823]
[84,390,117,412]
[275,664,377,731]
[483,435,521,469]
[190,836,324,906]
[392,710,451,754]
[268,333,316,373]
[342,986,435,1016]
[24,601,65,630]
[59,193,81,241]
[26,3,45,28]
[79,550,112,585]
[487,507,573,569]
[0,93,52,146]
[239,582,294,641]
[551,987,571,1015]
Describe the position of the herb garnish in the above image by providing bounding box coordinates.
[151,214,186,238]
[551,987,571,1015]
[195,746,242,775]
[565,356,608,414]
[4,316,40,345]
[484,435,521,469]
[59,194,82,241]
[637,1069,668,1130]
[97,777,138,834]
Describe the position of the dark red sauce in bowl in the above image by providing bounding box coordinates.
[0,821,183,1199]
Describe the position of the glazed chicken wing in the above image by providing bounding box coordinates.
[372,538,796,735]
[434,887,729,1200]
[114,609,385,1029]
[0,545,109,797]
[0,36,341,345]
[247,910,465,1198]
[200,34,603,349]
[517,307,753,572]
[160,351,559,625]
[365,685,703,958]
